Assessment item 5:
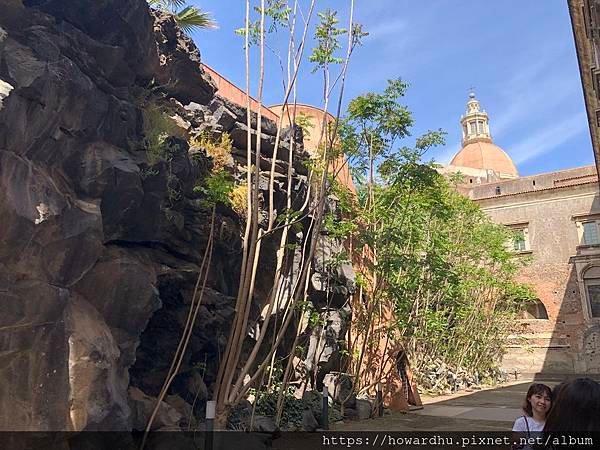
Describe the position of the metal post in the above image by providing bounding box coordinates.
[376,382,384,417]
[205,400,215,450]
[322,386,329,430]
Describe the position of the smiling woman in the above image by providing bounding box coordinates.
[512,383,553,450]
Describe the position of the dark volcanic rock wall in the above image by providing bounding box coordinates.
[0,0,220,431]
[0,0,354,431]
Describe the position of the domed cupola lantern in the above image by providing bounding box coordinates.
[450,91,519,179]
[460,91,492,145]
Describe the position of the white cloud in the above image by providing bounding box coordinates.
[491,44,578,139]
[493,79,576,139]
[366,17,408,41]
[510,112,588,165]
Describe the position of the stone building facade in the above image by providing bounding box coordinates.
[447,94,600,375]
[569,0,600,176]
[471,167,600,374]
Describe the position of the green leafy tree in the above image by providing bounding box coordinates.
[234,0,291,45]
[211,0,365,429]
[309,9,347,71]
[329,81,534,395]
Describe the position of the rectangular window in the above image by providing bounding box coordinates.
[469,122,477,134]
[513,230,527,252]
[583,222,600,245]
[586,285,600,318]
[507,225,530,253]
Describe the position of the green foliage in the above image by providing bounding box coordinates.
[166,173,182,203]
[189,132,246,211]
[294,113,314,138]
[141,101,184,165]
[253,389,304,429]
[138,98,188,205]
[323,212,355,240]
[235,0,291,46]
[329,80,535,382]
[305,302,325,328]
[350,23,369,48]
[276,208,303,225]
[309,9,347,72]
[194,170,234,208]
[148,0,217,33]
[343,78,424,180]
[252,387,342,430]
[189,131,233,171]
[176,6,218,33]
[369,168,533,375]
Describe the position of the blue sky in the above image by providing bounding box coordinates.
[190,1,593,176]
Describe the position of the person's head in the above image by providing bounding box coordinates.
[544,378,600,432]
[522,383,552,418]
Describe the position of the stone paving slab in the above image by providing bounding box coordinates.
[334,411,513,431]
[412,404,523,422]
[334,380,555,432]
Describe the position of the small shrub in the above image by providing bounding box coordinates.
[229,183,248,216]
[141,101,186,165]
[166,172,182,204]
[193,170,234,208]
[189,132,233,171]
[294,113,314,139]
[254,390,304,430]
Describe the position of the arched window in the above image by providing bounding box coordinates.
[518,299,549,320]
[583,266,600,318]
[495,186,501,195]
[469,121,477,134]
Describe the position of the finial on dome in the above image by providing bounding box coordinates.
[468,86,476,99]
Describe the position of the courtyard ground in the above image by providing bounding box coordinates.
[333,378,553,431]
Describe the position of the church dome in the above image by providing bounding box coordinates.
[449,91,519,178]
[450,141,519,176]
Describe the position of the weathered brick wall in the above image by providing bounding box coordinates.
[477,181,600,374]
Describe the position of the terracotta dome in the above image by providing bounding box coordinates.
[450,141,518,177]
